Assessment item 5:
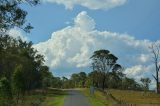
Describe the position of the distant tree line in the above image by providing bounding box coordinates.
[52,71,150,92]
[51,49,151,92]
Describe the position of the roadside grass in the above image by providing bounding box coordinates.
[109,89,160,106]
[16,88,66,106]
[42,88,67,106]
[81,88,114,106]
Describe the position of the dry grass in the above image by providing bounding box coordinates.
[108,89,160,106]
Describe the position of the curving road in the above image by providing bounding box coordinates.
[63,90,92,106]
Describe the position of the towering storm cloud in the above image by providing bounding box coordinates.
[33,11,159,89]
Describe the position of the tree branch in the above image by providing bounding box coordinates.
[152,74,157,81]
[158,65,160,72]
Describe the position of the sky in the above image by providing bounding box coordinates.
[9,0,160,89]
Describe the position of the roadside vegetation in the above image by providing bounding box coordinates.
[0,1,66,105]
[108,89,160,106]
[42,89,66,106]
[81,88,113,106]
[81,88,160,106]
[16,88,66,106]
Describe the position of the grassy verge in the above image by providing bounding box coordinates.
[109,89,160,106]
[42,89,66,106]
[80,88,113,106]
[16,88,66,106]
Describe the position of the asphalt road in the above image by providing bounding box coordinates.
[63,90,92,106]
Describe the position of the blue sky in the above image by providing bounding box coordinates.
[21,0,160,43]
[9,0,159,88]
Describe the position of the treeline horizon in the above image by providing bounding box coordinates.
[51,71,151,91]
[51,49,152,92]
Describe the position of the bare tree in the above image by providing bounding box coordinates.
[149,42,160,93]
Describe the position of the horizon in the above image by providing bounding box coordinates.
[8,0,160,89]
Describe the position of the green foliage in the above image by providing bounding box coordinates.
[0,35,54,105]
[81,88,113,106]
[42,89,66,106]
[90,49,119,90]
[87,71,102,87]
[63,80,75,88]
[0,77,12,106]
[0,0,39,32]
[52,77,62,88]
[140,77,151,91]
[79,72,87,87]
[0,1,61,105]
[12,64,26,105]
[121,77,142,90]
[91,50,118,71]
[13,64,25,92]
[69,72,88,88]
[61,69,143,91]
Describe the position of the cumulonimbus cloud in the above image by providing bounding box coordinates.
[34,11,159,89]
[42,0,127,10]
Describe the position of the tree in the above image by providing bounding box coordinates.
[79,72,87,87]
[12,64,26,105]
[0,34,54,105]
[88,71,103,88]
[0,35,19,80]
[0,77,12,106]
[121,77,139,90]
[51,77,62,88]
[149,42,160,93]
[62,76,68,88]
[71,73,80,87]
[107,72,122,89]
[0,0,39,33]
[90,49,118,90]
[140,77,151,91]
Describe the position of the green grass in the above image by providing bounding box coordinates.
[52,94,66,106]
[42,95,65,106]
[109,89,160,106]
[42,89,66,106]
[13,88,67,106]
[80,88,113,106]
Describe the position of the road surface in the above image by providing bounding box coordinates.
[63,90,92,106]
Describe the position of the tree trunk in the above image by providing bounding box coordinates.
[156,70,159,93]
[102,74,106,91]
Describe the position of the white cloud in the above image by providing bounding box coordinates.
[138,54,151,63]
[7,28,28,41]
[124,64,156,89]
[42,0,127,10]
[74,11,95,31]
[124,65,154,80]
[34,11,159,89]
